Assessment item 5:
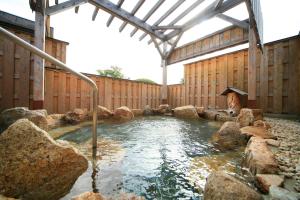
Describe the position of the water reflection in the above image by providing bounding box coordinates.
[59,116,241,200]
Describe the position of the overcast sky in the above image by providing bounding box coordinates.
[1,0,300,84]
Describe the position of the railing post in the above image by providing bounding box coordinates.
[33,0,46,109]
[161,42,168,104]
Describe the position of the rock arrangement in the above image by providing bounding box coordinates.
[0,104,299,199]
[208,108,300,199]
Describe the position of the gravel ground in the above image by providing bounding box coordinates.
[266,117,300,192]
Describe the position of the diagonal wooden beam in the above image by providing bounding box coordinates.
[106,0,124,27]
[147,0,205,44]
[46,0,88,15]
[130,0,166,37]
[139,0,186,41]
[92,7,100,20]
[214,0,224,10]
[217,13,249,29]
[119,0,145,32]
[88,0,166,40]
[166,0,244,40]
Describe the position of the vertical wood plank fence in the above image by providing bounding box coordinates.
[44,69,161,114]
[168,36,300,114]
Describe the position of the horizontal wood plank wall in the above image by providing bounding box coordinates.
[44,69,162,114]
[167,36,300,114]
[167,25,249,65]
[0,29,67,112]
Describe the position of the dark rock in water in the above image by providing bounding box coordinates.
[0,107,48,133]
[204,171,262,200]
[113,106,134,121]
[0,119,88,200]
[143,105,153,115]
[211,121,247,151]
[63,108,88,125]
[174,105,199,119]
[244,137,279,175]
[269,186,300,200]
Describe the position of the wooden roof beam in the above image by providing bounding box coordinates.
[119,0,145,32]
[130,0,166,37]
[214,0,224,10]
[147,0,205,45]
[139,0,186,41]
[166,0,244,40]
[88,0,166,40]
[46,0,88,15]
[106,0,124,27]
[217,13,249,29]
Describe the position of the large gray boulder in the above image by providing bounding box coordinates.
[0,119,88,200]
[204,171,262,200]
[0,107,48,133]
[174,105,199,119]
[211,121,247,150]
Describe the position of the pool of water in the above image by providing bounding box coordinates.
[58,116,243,200]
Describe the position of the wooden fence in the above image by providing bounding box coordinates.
[168,36,300,114]
[0,28,68,112]
[44,68,161,114]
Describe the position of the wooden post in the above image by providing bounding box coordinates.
[247,26,258,108]
[161,42,167,104]
[33,0,46,109]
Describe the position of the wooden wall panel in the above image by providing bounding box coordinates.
[42,69,162,114]
[167,36,300,114]
[0,28,68,112]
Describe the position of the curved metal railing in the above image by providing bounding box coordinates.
[0,26,98,164]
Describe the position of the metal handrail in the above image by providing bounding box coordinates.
[0,26,98,164]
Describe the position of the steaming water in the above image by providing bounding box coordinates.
[59,116,243,199]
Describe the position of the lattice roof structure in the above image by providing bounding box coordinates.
[30,0,263,59]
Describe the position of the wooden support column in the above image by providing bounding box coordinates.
[161,42,168,104]
[247,26,258,108]
[33,0,46,109]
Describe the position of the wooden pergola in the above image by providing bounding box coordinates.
[29,0,263,108]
